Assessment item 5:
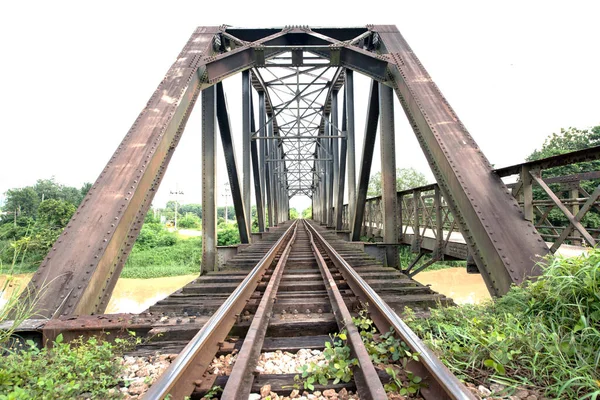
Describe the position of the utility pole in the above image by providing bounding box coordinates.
[170,187,184,230]
[223,182,231,224]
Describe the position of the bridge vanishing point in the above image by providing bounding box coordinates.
[19,25,599,320]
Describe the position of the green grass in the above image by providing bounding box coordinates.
[404,249,600,399]
[121,236,202,279]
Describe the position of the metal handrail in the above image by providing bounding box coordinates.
[305,221,476,400]
[144,221,298,399]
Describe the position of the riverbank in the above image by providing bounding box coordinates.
[0,273,198,314]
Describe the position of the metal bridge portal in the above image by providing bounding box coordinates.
[22,25,550,319]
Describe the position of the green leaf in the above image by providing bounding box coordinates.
[55,334,63,344]
[338,333,347,340]
[483,359,495,368]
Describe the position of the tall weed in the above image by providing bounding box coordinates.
[405,249,600,398]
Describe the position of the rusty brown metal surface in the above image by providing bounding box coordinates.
[494,145,600,177]
[374,24,548,296]
[41,313,154,345]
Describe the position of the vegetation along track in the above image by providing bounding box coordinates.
[141,220,474,399]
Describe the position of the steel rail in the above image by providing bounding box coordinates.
[305,221,476,400]
[220,223,298,400]
[306,222,387,400]
[143,221,298,399]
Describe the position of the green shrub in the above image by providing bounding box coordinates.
[217,224,240,246]
[0,334,127,399]
[178,214,201,229]
[134,222,177,250]
[405,249,600,398]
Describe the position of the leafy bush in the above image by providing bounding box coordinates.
[0,334,126,399]
[37,199,76,229]
[178,213,201,229]
[217,224,240,246]
[296,332,358,390]
[405,249,600,399]
[134,223,178,250]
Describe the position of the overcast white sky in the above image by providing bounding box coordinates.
[1,1,599,214]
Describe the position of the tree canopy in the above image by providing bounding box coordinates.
[2,177,90,219]
[367,167,429,197]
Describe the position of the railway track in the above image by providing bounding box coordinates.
[142,220,475,400]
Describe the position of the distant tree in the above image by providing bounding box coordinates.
[80,182,92,198]
[2,187,40,218]
[217,206,235,220]
[289,208,299,220]
[302,206,312,219]
[37,199,76,229]
[165,201,177,211]
[144,209,160,224]
[528,126,600,161]
[179,203,202,219]
[33,178,62,202]
[2,178,90,221]
[367,167,429,197]
[178,213,201,229]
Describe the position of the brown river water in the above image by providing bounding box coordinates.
[1,267,490,315]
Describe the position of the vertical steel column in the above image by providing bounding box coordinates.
[520,165,534,222]
[351,80,380,241]
[242,70,252,234]
[320,140,327,224]
[326,116,334,226]
[269,121,277,225]
[331,91,339,228]
[434,186,443,258]
[250,93,265,232]
[345,70,357,227]
[379,83,399,268]
[336,95,347,230]
[265,114,273,228]
[272,140,279,224]
[201,86,217,273]
[313,167,319,221]
[216,83,250,243]
[259,92,268,227]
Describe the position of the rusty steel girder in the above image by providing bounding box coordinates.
[374,25,548,295]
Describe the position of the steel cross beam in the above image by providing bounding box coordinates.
[250,91,266,232]
[351,80,380,241]
[216,83,251,243]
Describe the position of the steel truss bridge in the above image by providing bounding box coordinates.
[20,25,599,320]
